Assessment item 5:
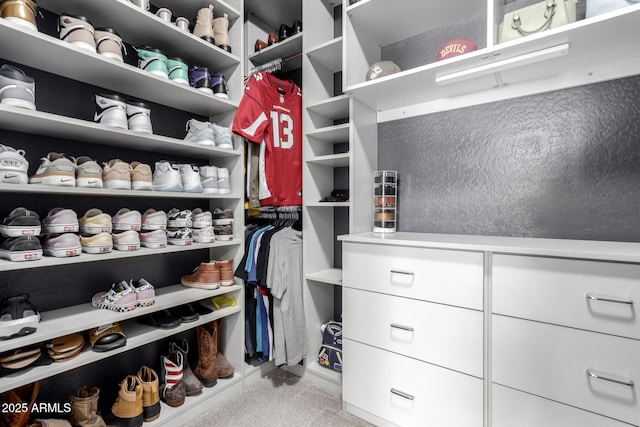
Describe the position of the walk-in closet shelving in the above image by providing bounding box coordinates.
[344,0,640,115]
[0,0,245,423]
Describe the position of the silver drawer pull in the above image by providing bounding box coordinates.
[587,369,635,387]
[390,388,415,400]
[586,294,634,305]
[390,323,415,332]
[390,269,414,276]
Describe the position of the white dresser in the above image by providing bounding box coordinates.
[339,232,640,427]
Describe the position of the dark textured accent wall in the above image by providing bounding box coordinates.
[378,75,640,242]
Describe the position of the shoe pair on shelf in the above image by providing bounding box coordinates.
[102,365,161,425]
[94,94,153,134]
[58,14,125,62]
[91,278,155,312]
[181,259,234,290]
[278,19,302,41]
[188,66,229,99]
[29,153,104,188]
[183,118,233,150]
[192,5,232,53]
[0,207,42,261]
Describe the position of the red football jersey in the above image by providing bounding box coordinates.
[232,72,302,207]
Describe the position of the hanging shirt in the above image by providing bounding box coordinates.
[232,71,302,207]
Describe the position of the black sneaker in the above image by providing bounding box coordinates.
[210,72,229,100]
[0,207,41,237]
[0,294,40,340]
[0,235,42,261]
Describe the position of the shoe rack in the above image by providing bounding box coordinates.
[0,0,246,423]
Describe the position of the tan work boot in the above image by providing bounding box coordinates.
[69,386,106,427]
[136,366,161,422]
[180,261,221,289]
[215,321,234,379]
[213,13,231,53]
[105,375,143,427]
[194,322,218,387]
[192,4,214,39]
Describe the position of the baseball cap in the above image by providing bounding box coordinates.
[436,38,477,61]
[365,61,401,81]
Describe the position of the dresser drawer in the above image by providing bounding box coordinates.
[493,315,640,425]
[493,384,630,427]
[343,339,483,427]
[343,242,483,309]
[493,254,640,339]
[343,287,483,377]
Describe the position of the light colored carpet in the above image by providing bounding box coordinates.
[183,368,374,427]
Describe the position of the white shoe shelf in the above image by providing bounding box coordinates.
[0,284,242,393]
[0,0,247,423]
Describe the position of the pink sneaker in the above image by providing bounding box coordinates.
[42,232,81,257]
[140,229,167,249]
[41,208,79,234]
[112,208,142,231]
[130,278,155,307]
[112,230,140,251]
[92,281,136,312]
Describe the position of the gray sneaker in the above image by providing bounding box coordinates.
[30,152,76,187]
[212,123,233,150]
[212,208,233,225]
[0,235,42,261]
[199,166,218,194]
[213,224,233,241]
[75,156,103,188]
[0,64,35,110]
[217,168,230,194]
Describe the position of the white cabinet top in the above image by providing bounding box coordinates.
[339,232,640,263]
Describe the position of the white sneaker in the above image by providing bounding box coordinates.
[0,145,29,184]
[179,164,203,193]
[29,152,76,187]
[152,161,182,192]
[212,123,233,149]
[200,166,218,193]
[94,94,127,129]
[183,118,214,146]
[112,208,142,231]
[141,208,167,231]
[192,225,215,243]
[217,167,230,194]
[191,208,212,228]
[126,101,153,134]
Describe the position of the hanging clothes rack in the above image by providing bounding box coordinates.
[246,52,303,80]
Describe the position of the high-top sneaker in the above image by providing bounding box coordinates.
[199,166,218,193]
[179,164,203,193]
[152,160,182,192]
[192,4,215,39]
[188,66,212,94]
[125,100,152,134]
[69,386,107,427]
[194,322,218,387]
[217,258,234,286]
[136,366,161,422]
[0,0,38,31]
[94,94,128,129]
[180,261,220,289]
[94,27,125,62]
[210,72,229,99]
[167,57,189,85]
[169,340,203,396]
[184,119,215,146]
[135,46,168,78]
[0,64,35,110]
[104,375,143,427]
[160,351,186,407]
[58,14,96,53]
[212,123,233,149]
[217,167,230,194]
[212,13,231,53]
[0,144,29,184]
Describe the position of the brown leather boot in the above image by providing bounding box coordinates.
[136,366,160,422]
[105,375,143,427]
[192,5,214,39]
[212,13,231,53]
[194,322,217,387]
[217,259,234,286]
[216,321,234,379]
[181,261,220,289]
[69,386,106,427]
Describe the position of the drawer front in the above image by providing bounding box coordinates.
[493,315,640,425]
[493,384,630,427]
[343,339,483,427]
[343,287,483,377]
[493,254,640,339]
[343,242,483,309]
